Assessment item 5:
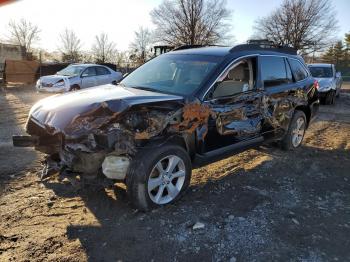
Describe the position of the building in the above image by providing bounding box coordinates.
[0,43,26,73]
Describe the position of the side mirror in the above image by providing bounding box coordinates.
[335,72,341,78]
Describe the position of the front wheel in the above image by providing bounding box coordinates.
[69,85,80,91]
[325,90,335,105]
[281,111,307,150]
[126,144,192,211]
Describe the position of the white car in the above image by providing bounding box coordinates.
[36,64,123,92]
[308,63,342,105]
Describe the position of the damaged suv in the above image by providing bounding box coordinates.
[13,44,319,210]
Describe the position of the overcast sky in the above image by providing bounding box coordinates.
[0,0,349,52]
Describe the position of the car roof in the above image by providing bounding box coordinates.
[168,45,300,59]
[70,63,105,67]
[308,63,333,67]
[170,46,232,56]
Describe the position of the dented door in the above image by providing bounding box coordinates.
[203,91,263,152]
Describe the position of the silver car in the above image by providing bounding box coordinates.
[36,64,123,92]
[308,63,342,105]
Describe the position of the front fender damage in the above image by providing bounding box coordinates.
[38,99,213,180]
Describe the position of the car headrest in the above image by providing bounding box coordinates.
[228,64,245,81]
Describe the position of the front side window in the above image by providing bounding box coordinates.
[308,66,333,78]
[212,58,256,98]
[82,67,97,77]
[120,54,222,96]
[289,59,308,81]
[261,56,290,87]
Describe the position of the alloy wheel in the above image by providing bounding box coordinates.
[147,155,186,205]
[291,117,305,147]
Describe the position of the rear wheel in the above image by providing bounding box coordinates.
[281,111,307,150]
[126,144,192,211]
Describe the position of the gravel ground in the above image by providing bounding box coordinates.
[0,84,350,262]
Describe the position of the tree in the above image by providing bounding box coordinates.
[254,0,338,54]
[333,41,344,66]
[58,28,82,62]
[345,32,350,50]
[151,0,232,46]
[129,27,153,64]
[7,19,40,53]
[91,33,117,63]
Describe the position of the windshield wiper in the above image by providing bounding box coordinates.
[131,86,158,92]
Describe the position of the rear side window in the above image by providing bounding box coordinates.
[260,56,291,87]
[288,59,308,81]
[96,66,110,75]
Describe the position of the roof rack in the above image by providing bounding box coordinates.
[172,45,203,51]
[230,39,297,55]
[172,44,227,51]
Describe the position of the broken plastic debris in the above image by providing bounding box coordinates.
[192,222,205,230]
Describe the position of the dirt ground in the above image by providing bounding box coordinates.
[0,84,349,262]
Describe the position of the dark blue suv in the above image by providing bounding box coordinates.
[13,43,319,210]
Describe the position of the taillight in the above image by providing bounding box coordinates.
[314,80,319,90]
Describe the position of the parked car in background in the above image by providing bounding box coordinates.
[14,43,319,211]
[36,64,123,92]
[308,63,342,105]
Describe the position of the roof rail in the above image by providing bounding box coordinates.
[230,40,297,55]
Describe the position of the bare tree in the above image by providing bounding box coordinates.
[7,19,40,53]
[58,28,82,62]
[254,0,338,54]
[129,27,153,64]
[151,0,232,46]
[91,33,117,63]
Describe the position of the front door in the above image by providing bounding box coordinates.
[81,67,98,88]
[202,56,264,152]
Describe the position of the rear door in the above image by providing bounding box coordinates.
[202,56,264,152]
[81,67,98,88]
[260,56,307,137]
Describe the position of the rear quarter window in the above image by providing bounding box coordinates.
[288,59,308,81]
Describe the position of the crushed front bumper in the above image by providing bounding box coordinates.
[36,86,66,93]
[12,135,39,147]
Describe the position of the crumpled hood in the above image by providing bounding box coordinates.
[315,77,334,90]
[28,84,183,135]
[39,74,73,84]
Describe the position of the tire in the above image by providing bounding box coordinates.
[70,85,80,91]
[325,90,335,105]
[126,144,192,211]
[336,89,340,98]
[281,110,307,151]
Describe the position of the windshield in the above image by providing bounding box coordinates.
[308,66,333,78]
[120,54,222,96]
[57,65,85,76]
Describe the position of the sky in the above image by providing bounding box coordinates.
[0,0,349,52]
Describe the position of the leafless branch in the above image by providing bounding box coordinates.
[254,0,338,55]
[7,18,40,53]
[151,0,233,46]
